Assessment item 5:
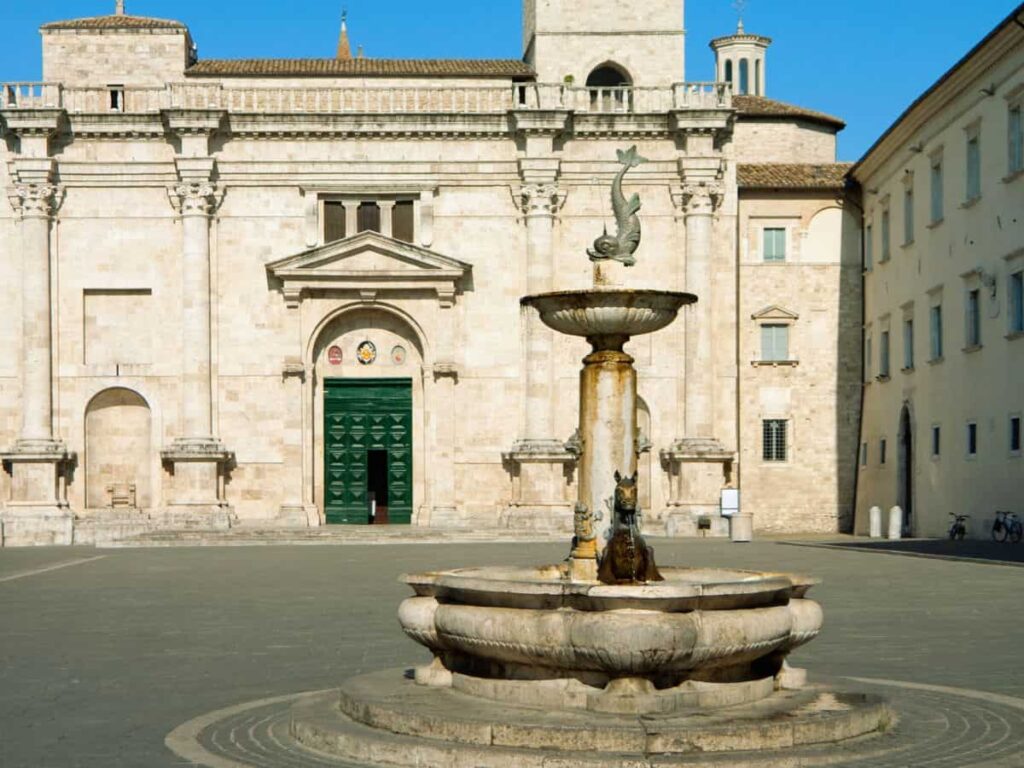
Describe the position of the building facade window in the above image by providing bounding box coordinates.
[861,442,868,466]
[1010,104,1023,175]
[966,288,982,347]
[762,419,788,462]
[966,132,981,202]
[903,317,914,370]
[932,425,941,458]
[930,304,944,360]
[930,156,944,223]
[760,324,789,361]
[1010,270,1024,334]
[763,228,786,262]
[881,207,891,261]
[903,184,914,245]
[323,201,347,242]
[880,438,887,465]
[322,197,417,245]
[864,334,873,381]
[739,58,750,95]
[967,421,978,457]
[1011,415,1022,455]
[864,224,873,270]
[880,329,891,377]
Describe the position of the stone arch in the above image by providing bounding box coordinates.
[307,304,430,524]
[84,387,152,509]
[724,59,734,87]
[636,396,653,511]
[586,62,633,112]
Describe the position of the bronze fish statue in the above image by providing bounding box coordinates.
[588,146,647,266]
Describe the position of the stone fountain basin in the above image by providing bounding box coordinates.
[522,289,696,339]
[399,566,822,680]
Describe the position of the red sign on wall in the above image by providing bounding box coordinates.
[328,345,343,366]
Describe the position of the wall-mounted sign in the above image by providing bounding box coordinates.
[356,340,377,365]
[327,345,343,366]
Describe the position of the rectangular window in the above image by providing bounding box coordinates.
[903,318,914,369]
[760,324,789,361]
[930,158,944,223]
[967,289,981,347]
[763,228,786,262]
[880,330,891,377]
[861,442,868,466]
[1011,416,1022,454]
[881,208,891,261]
[864,224,873,270]
[930,304,944,360]
[357,202,381,233]
[967,422,978,456]
[108,84,125,112]
[323,201,347,243]
[762,419,788,462]
[393,200,415,243]
[880,438,887,465]
[932,425,941,457]
[1010,271,1024,334]
[966,134,981,201]
[864,335,873,381]
[903,185,914,245]
[1010,105,1023,175]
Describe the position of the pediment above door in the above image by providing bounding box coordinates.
[266,230,472,307]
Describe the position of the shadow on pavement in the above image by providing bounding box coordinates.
[785,538,1024,566]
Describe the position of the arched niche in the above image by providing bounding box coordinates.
[739,59,750,95]
[586,62,633,112]
[310,305,428,524]
[724,59,734,87]
[85,388,151,509]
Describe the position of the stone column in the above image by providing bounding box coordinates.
[161,180,233,522]
[660,175,735,537]
[0,179,74,545]
[502,180,575,529]
[378,200,395,238]
[428,294,459,525]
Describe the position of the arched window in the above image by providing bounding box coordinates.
[739,59,750,95]
[755,59,762,96]
[586,63,632,113]
[724,59,733,86]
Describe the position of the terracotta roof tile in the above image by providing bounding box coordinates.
[186,59,535,79]
[41,15,187,31]
[737,163,854,190]
[733,95,846,129]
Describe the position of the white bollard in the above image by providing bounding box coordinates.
[869,506,882,538]
[887,506,903,540]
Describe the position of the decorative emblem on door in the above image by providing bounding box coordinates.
[356,341,377,365]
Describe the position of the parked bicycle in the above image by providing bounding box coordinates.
[948,513,969,541]
[991,511,1022,543]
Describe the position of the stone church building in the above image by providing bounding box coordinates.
[0,1,861,545]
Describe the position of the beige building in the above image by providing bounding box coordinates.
[0,1,858,546]
[852,4,1024,538]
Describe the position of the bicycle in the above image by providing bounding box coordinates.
[992,511,1022,543]
[948,513,969,541]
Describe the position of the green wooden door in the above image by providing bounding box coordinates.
[324,379,413,525]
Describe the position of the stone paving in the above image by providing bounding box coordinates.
[1,538,1023,767]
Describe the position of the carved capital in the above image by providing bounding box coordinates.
[7,183,62,219]
[675,181,725,216]
[168,182,221,215]
[518,183,566,217]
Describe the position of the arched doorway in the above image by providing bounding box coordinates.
[586,62,632,112]
[310,306,427,525]
[85,388,151,509]
[897,403,914,536]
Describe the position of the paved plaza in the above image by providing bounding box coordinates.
[1,538,1023,767]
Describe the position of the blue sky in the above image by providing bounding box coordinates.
[0,1,1017,160]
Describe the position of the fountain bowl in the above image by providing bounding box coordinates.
[398,565,822,697]
[522,289,696,340]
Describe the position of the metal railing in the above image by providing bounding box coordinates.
[1,81,732,115]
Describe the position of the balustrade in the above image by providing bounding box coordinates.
[1,81,731,116]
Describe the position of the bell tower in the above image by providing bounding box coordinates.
[523,0,685,87]
[710,19,771,96]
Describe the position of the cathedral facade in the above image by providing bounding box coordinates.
[0,1,861,545]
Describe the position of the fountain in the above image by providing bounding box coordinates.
[287,148,890,766]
